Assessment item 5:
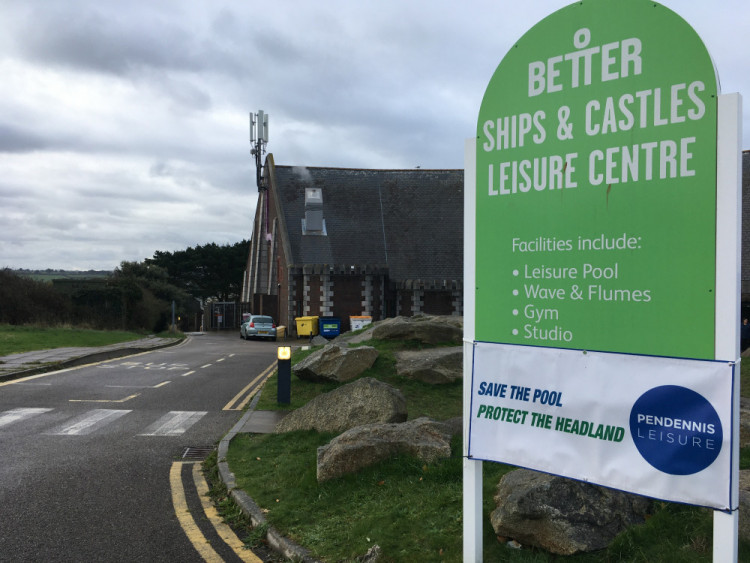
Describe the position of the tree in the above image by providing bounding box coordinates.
[112,261,198,332]
[0,240,249,331]
[146,240,249,301]
[0,269,71,325]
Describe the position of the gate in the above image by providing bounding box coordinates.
[207,302,239,330]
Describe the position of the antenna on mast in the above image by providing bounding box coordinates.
[249,110,269,191]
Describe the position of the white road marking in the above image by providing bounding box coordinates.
[104,381,170,389]
[0,408,54,429]
[48,409,131,436]
[139,411,207,436]
[69,393,140,403]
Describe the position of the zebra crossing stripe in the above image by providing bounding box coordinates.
[0,408,53,429]
[3,408,208,437]
[139,411,207,436]
[48,409,131,436]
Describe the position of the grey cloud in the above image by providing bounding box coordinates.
[0,124,47,153]
[9,3,203,74]
[0,0,747,270]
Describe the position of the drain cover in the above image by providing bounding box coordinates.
[181,446,214,461]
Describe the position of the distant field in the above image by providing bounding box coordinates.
[11,269,112,282]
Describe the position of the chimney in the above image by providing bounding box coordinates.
[303,187,325,234]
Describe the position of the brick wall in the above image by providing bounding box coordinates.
[423,290,454,315]
[331,275,366,332]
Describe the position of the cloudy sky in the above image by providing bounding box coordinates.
[1,0,748,271]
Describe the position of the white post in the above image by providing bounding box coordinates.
[463,138,483,561]
[713,92,742,562]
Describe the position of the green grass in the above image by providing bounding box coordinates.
[0,324,169,357]
[227,430,749,562]
[228,431,464,561]
[232,339,750,562]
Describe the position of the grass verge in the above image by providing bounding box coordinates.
[0,324,160,357]
[228,339,750,562]
[202,450,271,550]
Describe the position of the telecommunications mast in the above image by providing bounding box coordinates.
[249,110,269,191]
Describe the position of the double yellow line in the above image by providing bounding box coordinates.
[171,360,279,560]
[222,362,277,411]
[170,462,261,562]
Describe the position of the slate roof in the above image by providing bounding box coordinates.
[271,164,464,286]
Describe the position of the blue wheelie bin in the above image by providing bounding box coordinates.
[319,317,341,339]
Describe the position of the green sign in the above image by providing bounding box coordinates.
[475,0,718,359]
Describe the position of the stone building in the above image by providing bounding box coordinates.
[241,154,463,334]
[243,150,750,335]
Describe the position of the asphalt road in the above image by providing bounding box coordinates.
[0,332,278,562]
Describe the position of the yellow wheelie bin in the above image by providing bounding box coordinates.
[295,316,319,338]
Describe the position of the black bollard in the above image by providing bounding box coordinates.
[277,346,291,404]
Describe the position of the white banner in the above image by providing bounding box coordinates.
[468,342,735,510]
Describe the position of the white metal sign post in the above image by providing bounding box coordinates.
[463,137,481,562]
[463,1,742,560]
[712,92,742,563]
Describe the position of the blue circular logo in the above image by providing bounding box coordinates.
[629,385,722,475]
